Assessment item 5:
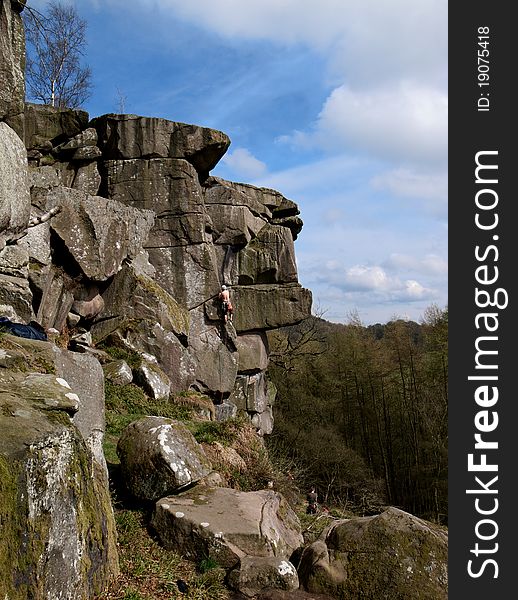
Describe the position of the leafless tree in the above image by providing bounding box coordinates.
[115,86,127,114]
[23,1,92,108]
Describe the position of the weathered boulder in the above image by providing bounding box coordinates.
[0,333,111,476]
[92,113,230,174]
[117,416,212,501]
[134,358,171,399]
[53,348,108,473]
[298,507,448,599]
[103,359,133,386]
[0,369,79,414]
[231,284,312,333]
[0,121,31,248]
[228,557,299,598]
[45,186,155,281]
[151,487,303,569]
[24,102,89,152]
[0,0,25,130]
[0,338,119,600]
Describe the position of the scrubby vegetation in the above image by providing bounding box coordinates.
[267,305,448,524]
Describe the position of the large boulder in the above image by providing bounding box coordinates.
[298,507,448,599]
[24,103,89,152]
[0,121,31,248]
[53,348,108,472]
[117,416,212,501]
[0,0,25,131]
[92,113,230,175]
[0,338,119,600]
[45,186,154,281]
[133,358,171,400]
[151,487,303,569]
[0,334,112,476]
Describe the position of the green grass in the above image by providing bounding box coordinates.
[99,345,143,370]
[189,418,242,446]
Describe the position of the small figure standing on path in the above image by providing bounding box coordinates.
[306,486,318,514]
[218,284,233,323]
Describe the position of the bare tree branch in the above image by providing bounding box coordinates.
[23,1,92,108]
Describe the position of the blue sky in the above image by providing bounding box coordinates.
[29,0,448,325]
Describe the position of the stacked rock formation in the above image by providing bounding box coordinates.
[12,106,312,434]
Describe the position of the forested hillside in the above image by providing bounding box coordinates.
[267,305,448,524]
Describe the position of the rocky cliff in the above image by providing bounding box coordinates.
[1,3,448,599]
[1,1,312,597]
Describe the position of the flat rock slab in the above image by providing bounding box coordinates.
[152,487,303,569]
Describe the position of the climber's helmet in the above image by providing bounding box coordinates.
[221,285,227,290]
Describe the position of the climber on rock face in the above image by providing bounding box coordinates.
[218,284,233,323]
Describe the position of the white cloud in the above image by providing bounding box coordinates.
[285,82,447,165]
[371,167,448,218]
[305,262,438,303]
[138,0,447,81]
[371,168,447,201]
[384,253,448,277]
[221,147,267,179]
[343,265,434,300]
[345,265,391,292]
[105,1,446,99]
